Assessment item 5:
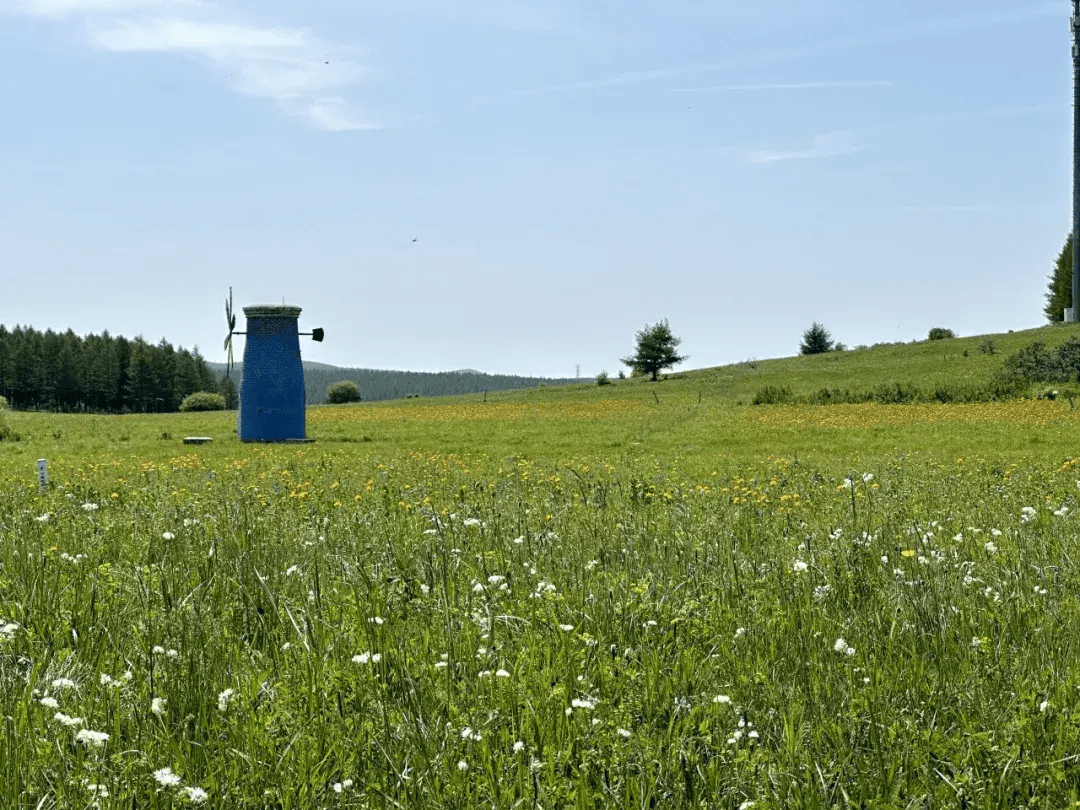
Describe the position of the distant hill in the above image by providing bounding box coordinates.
[206,362,586,405]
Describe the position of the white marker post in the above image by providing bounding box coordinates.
[37,459,48,493]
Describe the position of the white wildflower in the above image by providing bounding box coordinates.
[185,786,209,804]
[1021,507,1037,523]
[54,712,84,727]
[513,740,525,753]
[792,560,808,573]
[217,688,235,712]
[463,518,483,528]
[496,669,510,678]
[713,694,732,705]
[39,697,59,709]
[368,616,384,625]
[571,698,596,710]
[81,502,99,511]
[1040,700,1049,713]
[51,677,76,690]
[559,624,574,632]
[151,697,166,716]
[734,627,746,639]
[984,541,997,554]
[862,473,874,483]
[833,638,855,655]
[153,766,182,787]
[457,760,468,771]
[617,727,632,738]
[75,729,109,748]
[162,532,175,540]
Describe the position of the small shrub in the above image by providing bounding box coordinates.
[928,327,957,341]
[978,339,997,355]
[752,385,794,405]
[326,381,362,404]
[179,391,227,412]
[596,371,612,386]
[0,395,7,411]
[0,416,18,442]
[617,370,626,380]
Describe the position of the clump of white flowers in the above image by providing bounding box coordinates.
[833,638,855,656]
[217,688,235,712]
[75,729,110,748]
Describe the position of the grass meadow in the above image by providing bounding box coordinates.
[5,327,1080,808]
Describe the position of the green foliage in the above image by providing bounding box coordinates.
[752,384,794,405]
[998,340,1080,384]
[1045,233,1073,323]
[620,319,687,381]
[799,322,834,355]
[326,380,362,404]
[178,391,227,412]
[927,327,957,341]
[217,375,239,409]
[0,395,7,411]
[979,338,998,355]
[0,324,215,413]
[596,370,612,386]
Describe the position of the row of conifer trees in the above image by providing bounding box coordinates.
[0,325,234,413]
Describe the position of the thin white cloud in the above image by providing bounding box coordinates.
[7,0,197,15]
[897,204,993,213]
[671,80,893,92]
[3,2,376,130]
[506,3,1061,98]
[307,97,379,132]
[745,130,864,164]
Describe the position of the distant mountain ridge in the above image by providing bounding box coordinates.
[205,362,585,404]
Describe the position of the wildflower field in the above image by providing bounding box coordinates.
[3,393,1080,808]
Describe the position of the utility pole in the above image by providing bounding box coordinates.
[1070,1,1080,321]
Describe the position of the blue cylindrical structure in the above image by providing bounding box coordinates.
[238,305,306,442]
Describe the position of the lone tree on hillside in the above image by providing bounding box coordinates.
[621,319,687,381]
[1045,233,1073,323]
[800,322,834,355]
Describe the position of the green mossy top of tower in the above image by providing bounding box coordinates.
[243,305,303,319]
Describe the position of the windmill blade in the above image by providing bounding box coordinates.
[224,286,236,379]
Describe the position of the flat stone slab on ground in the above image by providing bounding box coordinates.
[183,437,213,445]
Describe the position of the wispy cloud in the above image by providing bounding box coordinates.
[897,203,993,213]
[506,3,1060,98]
[671,80,892,92]
[745,130,864,164]
[7,0,198,14]
[4,0,376,131]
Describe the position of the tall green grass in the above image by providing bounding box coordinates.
[3,438,1080,806]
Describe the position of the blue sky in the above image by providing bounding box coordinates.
[0,0,1072,376]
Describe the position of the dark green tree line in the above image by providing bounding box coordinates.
[0,324,223,412]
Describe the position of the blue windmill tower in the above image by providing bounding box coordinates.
[223,289,324,442]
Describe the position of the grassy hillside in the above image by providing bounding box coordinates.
[501,322,1080,405]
